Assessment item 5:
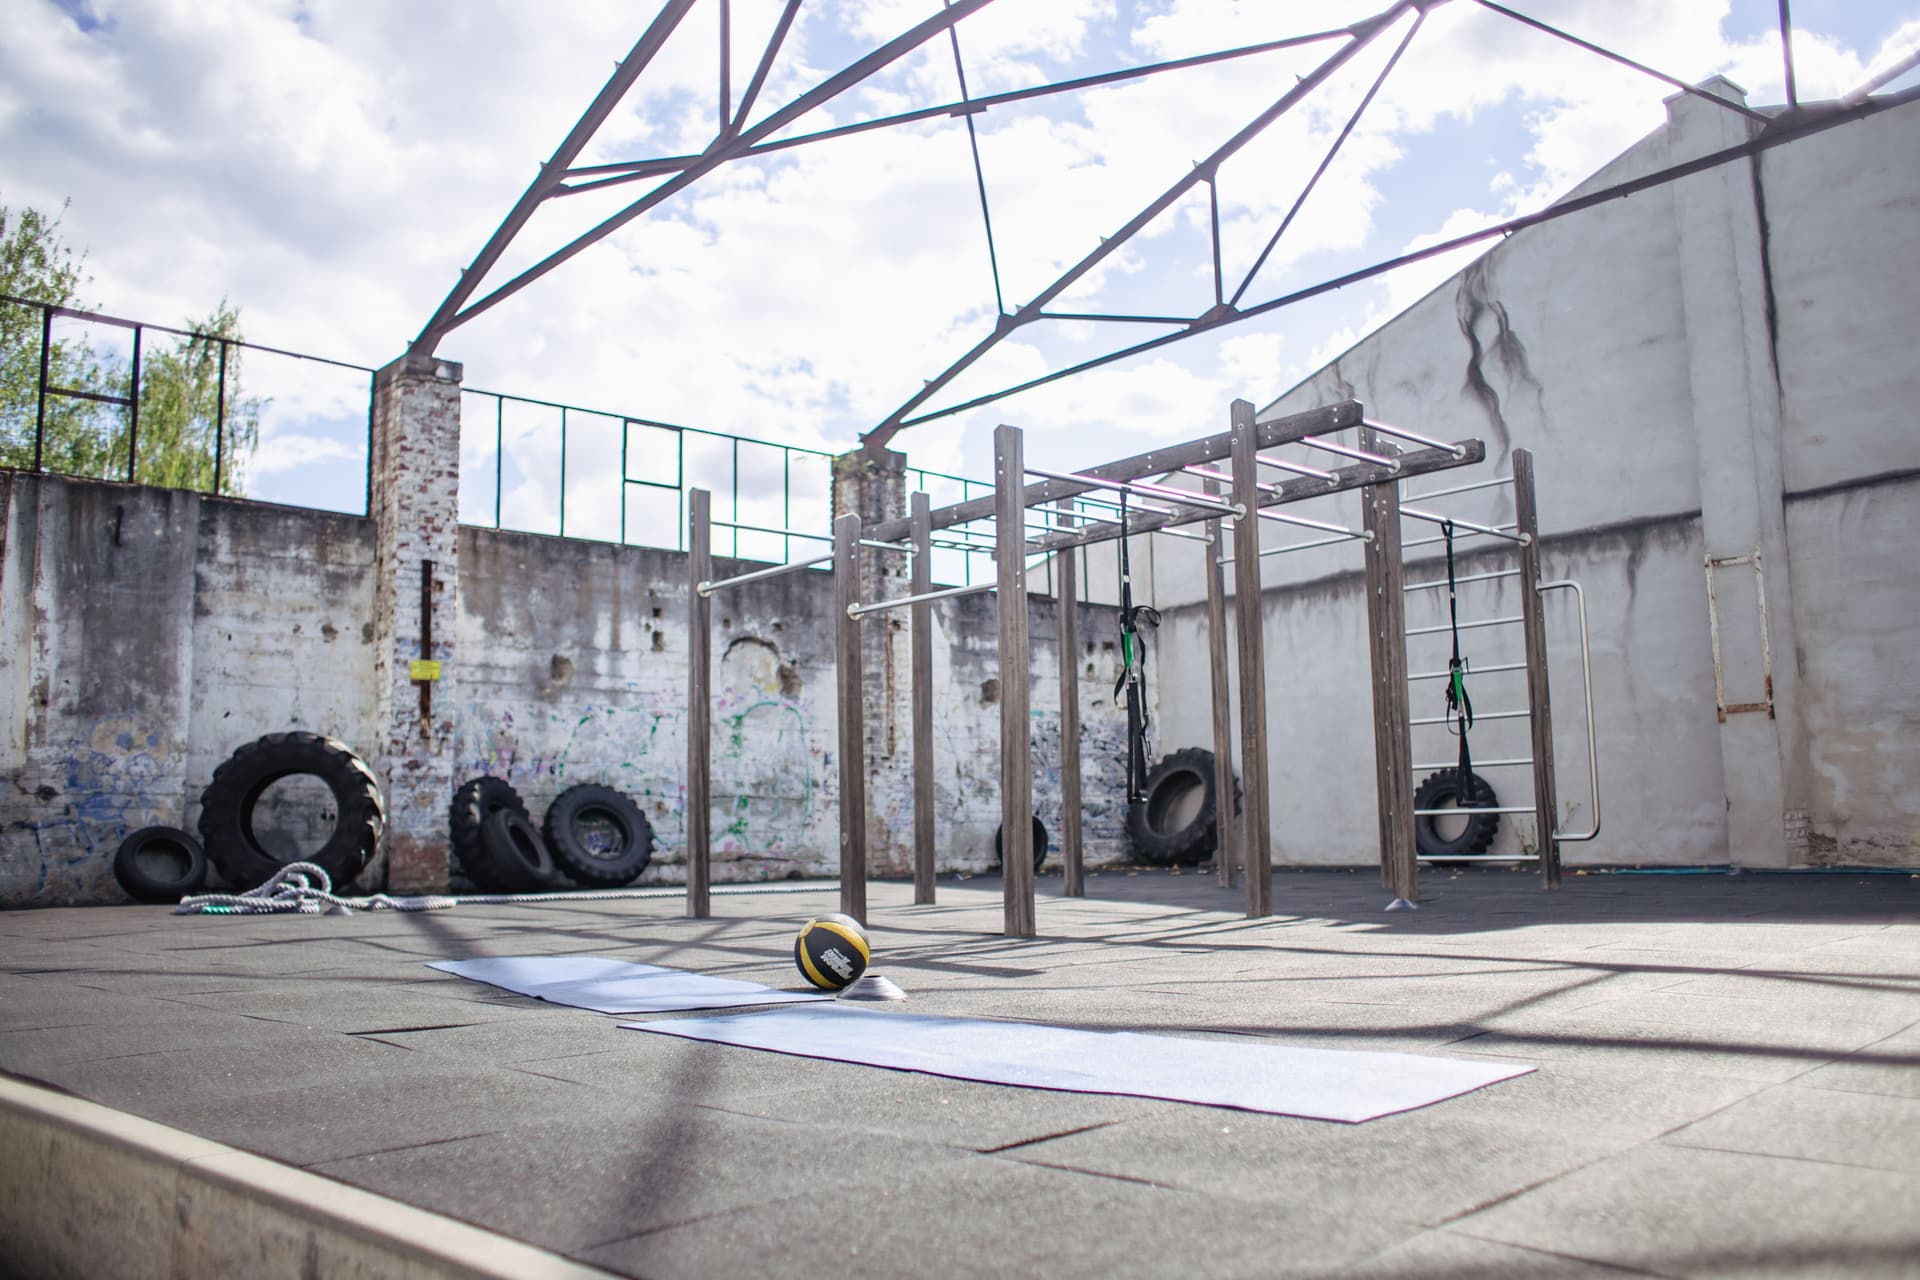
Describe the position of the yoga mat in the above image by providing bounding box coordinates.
[625,1004,1532,1123]
[429,956,827,1014]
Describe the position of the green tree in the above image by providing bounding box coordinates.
[1,198,263,493]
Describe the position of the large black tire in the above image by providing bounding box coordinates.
[476,809,558,892]
[543,784,653,887]
[450,776,531,891]
[113,826,208,903]
[1413,768,1501,857]
[994,815,1048,874]
[1127,747,1235,866]
[198,732,384,890]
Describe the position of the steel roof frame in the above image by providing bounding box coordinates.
[411,0,1910,449]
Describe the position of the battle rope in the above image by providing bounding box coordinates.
[173,861,839,916]
[1441,518,1476,791]
[1112,490,1161,804]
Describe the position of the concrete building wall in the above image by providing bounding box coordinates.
[0,472,1130,905]
[1147,88,1919,868]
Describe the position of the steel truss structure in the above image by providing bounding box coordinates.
[412,0,1916,449]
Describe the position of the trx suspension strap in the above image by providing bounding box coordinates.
[1113,490,1160,803]
[1441,519,1475,788]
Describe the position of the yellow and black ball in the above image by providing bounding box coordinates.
[794,913,870,990]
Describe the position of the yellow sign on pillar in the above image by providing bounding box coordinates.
[409,659,442,682]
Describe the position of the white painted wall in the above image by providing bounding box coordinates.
[1146,88,1920,868]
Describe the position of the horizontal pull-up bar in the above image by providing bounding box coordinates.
[1299,434,1399,468]
[1401,474,1513,504]
[1024,465,1246,519]
[708,518,913,555]
[1403,519,1518,550]
[698,551,833,596]
[1400,506,1529,543]
[1404,567,1521,592]
[1405,614,1524,637]
[1182,463,1278,494]
[1409,659,1526,681]
[848,578,994,618]
[1255,452,1338,482]
[1411,708,1531,726]
[1362,417,1467,457]
[1255,508,1371,539]
[1413,755,1534,770]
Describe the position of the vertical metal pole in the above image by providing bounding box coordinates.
[34,307,51,472]
[1228,400,1272,918]
[834,512,869,925]
[620,420,630,545]
[1057,501,1084,897]
[494,398,504,529]
[730,437,740,558]
[213,340,227,496]
[782,447,791,565]
[1360,425,1417,905]
[910,491,936,904]
[687,489,713,918]
[1202,476,1237,888]
[1514,449,1563,888]
[558,406,568,538]
[365,370,377,517]
[995,424,1035,937]
[1778,0,1799,110]
[126,326,142,482]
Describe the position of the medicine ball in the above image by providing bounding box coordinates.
[794,913,870,990]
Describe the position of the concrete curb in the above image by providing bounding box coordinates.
[0,1074,618,1280]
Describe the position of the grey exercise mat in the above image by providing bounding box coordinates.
[625,1004,1532,1122]
[430,956,827,1014]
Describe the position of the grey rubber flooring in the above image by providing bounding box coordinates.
[2,865,1917,1278]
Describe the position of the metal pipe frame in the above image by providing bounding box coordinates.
[1256,508,1371,539]
[1255,452,1338,482]
[1399,506,1529,543]
[407,1,1904,447]
[847,579,994,618]
[1404,568,1521,592]
[1401,475,1513,504]
[1361,417,1466,457]
[1405,614,1524,638]
[697,551,833,597]
[1403,521,1518,551]
[1297,433,1398,469]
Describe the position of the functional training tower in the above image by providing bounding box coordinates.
[680,396,1598,936]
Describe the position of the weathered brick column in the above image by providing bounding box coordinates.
[831,444,910,871]
[368,353,462,891]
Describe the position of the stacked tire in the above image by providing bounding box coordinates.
[451,778,654,892]
[1412,768,1500,859]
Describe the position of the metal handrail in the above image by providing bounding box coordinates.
[1538,578,1601,842]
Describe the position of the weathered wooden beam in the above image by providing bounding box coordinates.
[910,491,936,904]
[1229,400,1272,919]
[833,512,868,924]
[1202,477,1237,890]
[1514,449,1563,889]
[995,424,1036,937]
[1056,503,1084,898]
[1359,427,1416,905]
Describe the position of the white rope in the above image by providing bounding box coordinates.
[173,862,836,916]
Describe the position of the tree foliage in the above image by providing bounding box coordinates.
[1,198,264,494]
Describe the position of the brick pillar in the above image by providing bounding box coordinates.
[831,444,909,871]
[369,353,462,891]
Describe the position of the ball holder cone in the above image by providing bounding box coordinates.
[836,973,906,1001]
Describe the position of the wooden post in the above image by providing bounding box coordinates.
[1228,400,1271,919]
[910,491,936,904]
[1514,449,1563,888]
[1202,476,1237,889]
[1360,428,1417,905]
[686,489,712,918]
[834,512,868,925]
[1057,502,1084,897]
[995,424,1035,937]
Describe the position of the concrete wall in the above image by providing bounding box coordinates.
[0,472,1130,905]
[1146,87,1920,868]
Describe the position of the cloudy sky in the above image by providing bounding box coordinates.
[3,0,1915,550]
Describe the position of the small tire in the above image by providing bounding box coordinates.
[198,732,385,891]
[543,784,653,887]
[1127,747,1234,866]
[1413,768,1500,857]
[113,826,208,903]
[994,815,1048,874]
[477,809,557,892]
[450,777,531,892]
